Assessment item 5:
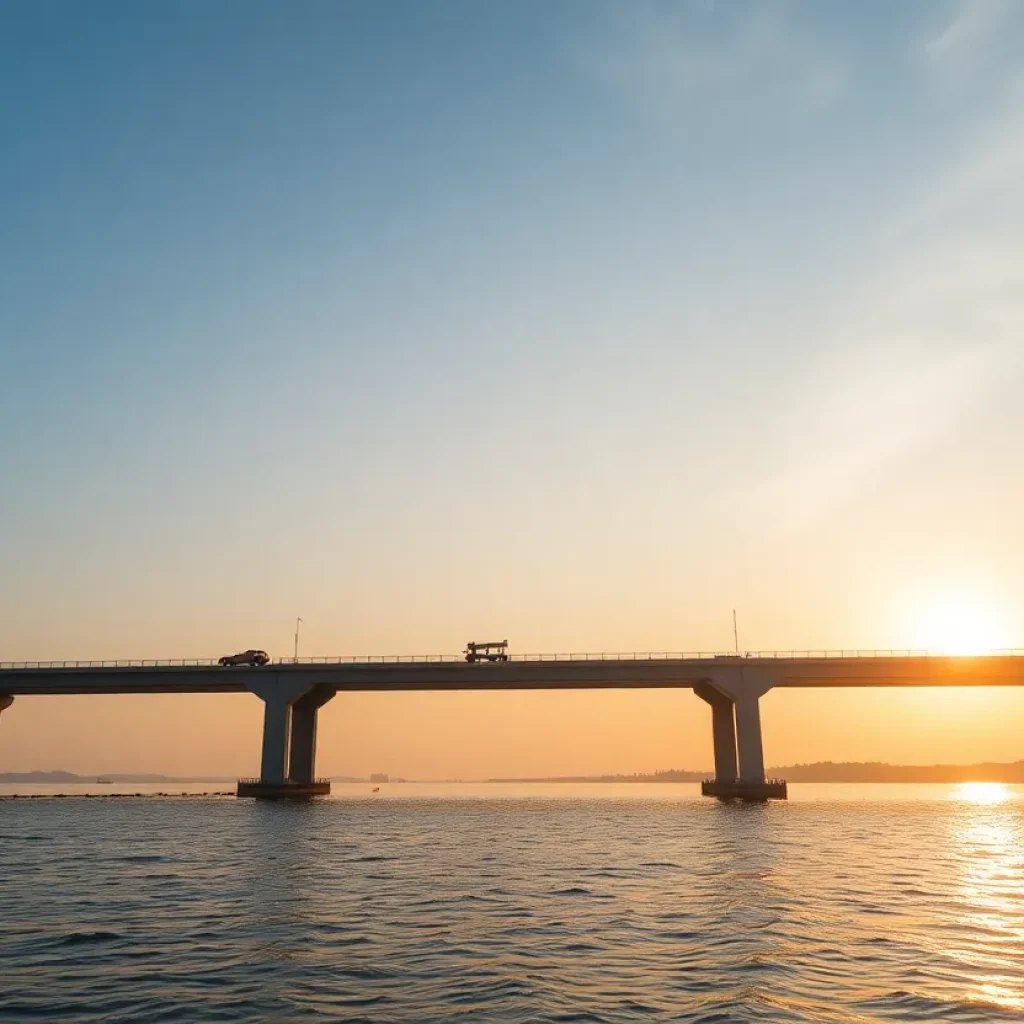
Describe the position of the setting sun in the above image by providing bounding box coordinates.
[911,595,1009,656]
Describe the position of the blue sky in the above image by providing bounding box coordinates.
[2,0,1023,678]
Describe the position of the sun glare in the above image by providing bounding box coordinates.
[954,782,1012,805]
[911,595,1008,656]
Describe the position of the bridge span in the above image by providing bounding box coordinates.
[3,652,1024,800]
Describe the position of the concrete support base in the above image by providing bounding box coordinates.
[237,779,331,799]
[701,778,787,801]
[694,682,786,800]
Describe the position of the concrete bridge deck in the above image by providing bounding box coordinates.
[3,652,1024,694]
[3,652,1023,800]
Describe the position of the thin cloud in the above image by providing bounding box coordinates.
[755,338,1020,529]
[580,1,846,126]
[576,2,1024,530]
[924,0,1014,64]
[754,182,1024,525]
[751,242,1024,528]
[919,0,1024,96]
[746,7,1024,531]
[752,135,1024,528]
[888,102,1024,238]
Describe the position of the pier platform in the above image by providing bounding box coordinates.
[236,779,331,799]
[702,778,788,801]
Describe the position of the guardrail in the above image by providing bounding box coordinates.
[278,650,943,663]
[236,778,331,786]
[0,658,221,669]
[3,649,1024,670]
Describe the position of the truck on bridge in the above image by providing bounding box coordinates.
[464,640,509,663]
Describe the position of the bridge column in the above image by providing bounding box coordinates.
[693,683,737,783]
[0,695,12,718]
[239,679,330,798]
[259,694,294,785]
[289,686,336,785]
[734,692,765,783]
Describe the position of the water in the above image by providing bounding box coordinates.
[2,783,1023,1023]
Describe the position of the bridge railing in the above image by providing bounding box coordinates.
[0,658,221,669]
[283,648,1024,662]
[236,778,331,786]
[3,649,1024,670]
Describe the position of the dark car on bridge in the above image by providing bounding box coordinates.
[218,649,270,667]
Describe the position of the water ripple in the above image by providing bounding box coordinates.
[1,789,1023,1022]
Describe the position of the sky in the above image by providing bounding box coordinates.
[2,0,1024,777]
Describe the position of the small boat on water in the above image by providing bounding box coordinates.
[96,778,113,784]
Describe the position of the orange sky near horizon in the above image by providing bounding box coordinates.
[3,538,1023,777]
[3,558,1024,777]
[3,682,1024,779]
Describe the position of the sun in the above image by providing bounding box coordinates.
[911,594,1008,656]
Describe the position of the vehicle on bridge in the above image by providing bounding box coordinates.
[464,640,509,663]
[218,649,270,667]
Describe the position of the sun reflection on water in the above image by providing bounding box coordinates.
[950,787,1024,1013]
[952,782,1012,805]
[972,980,1024,1011]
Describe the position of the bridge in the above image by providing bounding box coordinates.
[3,650,1024,800]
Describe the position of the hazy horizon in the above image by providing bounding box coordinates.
[10,756,1024,784]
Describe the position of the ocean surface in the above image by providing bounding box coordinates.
[2,782,1023,1023]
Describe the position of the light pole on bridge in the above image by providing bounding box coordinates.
[294,617,303,663]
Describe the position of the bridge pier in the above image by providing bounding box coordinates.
[696,682,785,801]
[258,689,294,785]
[694,683,737,783]
[0,694,12,718]
[238,679,332,799]
[289,686,336,786]
[735,692,765,783]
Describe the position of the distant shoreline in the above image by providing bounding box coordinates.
[489,761,1024,784]
[6,761,1024,786]
[0,771,369,784]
